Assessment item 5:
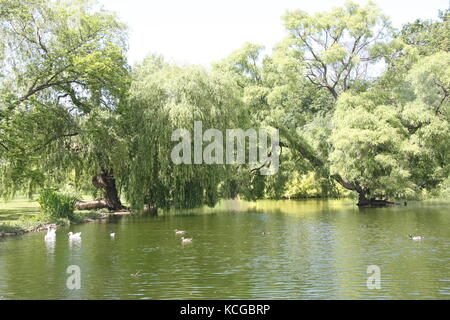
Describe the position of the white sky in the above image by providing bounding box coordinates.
[98,0,449,66]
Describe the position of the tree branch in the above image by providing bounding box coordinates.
[34,132,79,152]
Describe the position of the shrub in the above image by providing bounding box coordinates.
[38,189,79,221]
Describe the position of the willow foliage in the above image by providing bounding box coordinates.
[0,0,130,198]
[123,57,246,210]
[329,52,450,199]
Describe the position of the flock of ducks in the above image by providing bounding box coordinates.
[175,229,193,244]
[44,227,192,245]
[44,227,115,242]
[174,227,424,243]
[45,225,423,244]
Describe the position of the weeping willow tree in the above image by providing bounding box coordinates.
[0,0,130,209]
[122,56,247,210]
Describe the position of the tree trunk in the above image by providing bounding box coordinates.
[75,199,109,210]
[75,171,124,211]
[75,170,124,211]
[357,192,398,208]
[144,205,158,216]
[91,171,124,210]
[276,127,406,208]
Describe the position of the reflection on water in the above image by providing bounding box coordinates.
[0,199,449,300]
[45,237,55,251]
[68,239,82,251]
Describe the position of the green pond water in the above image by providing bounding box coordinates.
[0,199,449,300]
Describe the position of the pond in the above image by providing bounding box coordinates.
[0,199,449,299]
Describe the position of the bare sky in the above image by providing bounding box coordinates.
[98,0,449,66]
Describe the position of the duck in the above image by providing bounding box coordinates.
[68,232,81,241]
[175,229,186,235]
[408,234,424,241]
[181,237,193,244]
[44,227,56,241]
[110,232,116,238]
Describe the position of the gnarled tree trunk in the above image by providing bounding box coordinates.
[75,170,124,211]
[268,127,406,208]
[334,175,400,207]
[92,171,123,210]
[356,192,397,208]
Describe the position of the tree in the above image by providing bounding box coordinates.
[219,2,400,205]
[329,52,449,204]
[400,9,449,56]
[402,52,450,192]
[216,2,448,206]
[281,0,393,99]
[1,0,447,212]
[0,0,130,209]
[122,57,246,210]
[329,91,413,204]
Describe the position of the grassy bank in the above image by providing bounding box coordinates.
[0,198,40,234]
[0,197,108,236]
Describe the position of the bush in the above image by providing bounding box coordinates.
[38,189,79,221]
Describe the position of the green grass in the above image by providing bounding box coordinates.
[0,198,41,233]
[0,197,103,234]
[0,198,40,222]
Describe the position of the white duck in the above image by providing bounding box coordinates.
[408,234,424,241]
[110,232,116,238]
[175,229,186,235]
[181,237,193,244]
[44,227,56,241]
[68,232,81,241]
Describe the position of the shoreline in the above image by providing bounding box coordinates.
[0,210,133,239]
